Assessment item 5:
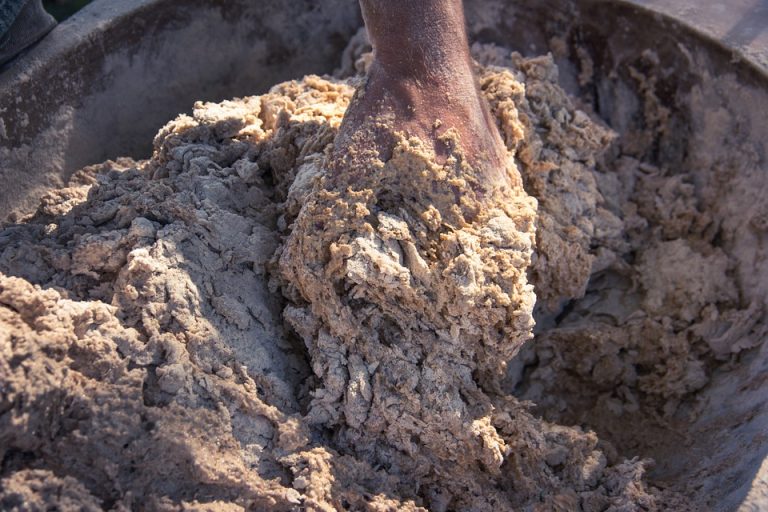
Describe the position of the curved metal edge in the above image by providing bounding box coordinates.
[626,0,768,76]
[0,0,361,217]
[0,0,153,78]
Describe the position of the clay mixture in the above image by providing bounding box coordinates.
[0,40,762,511]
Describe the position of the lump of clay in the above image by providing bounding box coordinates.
[276,50,658,509]
[279,125,540,506]
[0,49,686,510]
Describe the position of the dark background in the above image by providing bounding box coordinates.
[43,0,93,21]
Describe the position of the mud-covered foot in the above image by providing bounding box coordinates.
[278,2,539,506]
[326,0,512,194]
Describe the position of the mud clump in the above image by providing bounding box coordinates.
[0,47,758,511]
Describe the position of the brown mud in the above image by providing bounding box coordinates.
[0,42,764,511]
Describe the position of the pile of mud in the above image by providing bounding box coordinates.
[0,43,762,511]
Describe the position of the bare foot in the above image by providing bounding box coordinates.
[278,2,539,503]
[326,0,511,195]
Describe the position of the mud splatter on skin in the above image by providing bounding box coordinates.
[0,47,755,510]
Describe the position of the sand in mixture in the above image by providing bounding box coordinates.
[0,41,758,511]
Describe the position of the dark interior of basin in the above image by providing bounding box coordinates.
[470,2,768,511]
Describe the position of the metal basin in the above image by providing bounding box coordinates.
[0,0,362,216]
[0,0,766,510]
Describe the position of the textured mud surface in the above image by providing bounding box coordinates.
[0,45,764,511]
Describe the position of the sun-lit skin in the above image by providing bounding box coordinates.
[327,0,510,188]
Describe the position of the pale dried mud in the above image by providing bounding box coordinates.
[0,43,763,511]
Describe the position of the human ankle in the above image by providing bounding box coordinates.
[361,0,473,84]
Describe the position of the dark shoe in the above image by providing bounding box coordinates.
[0,0,57,67]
